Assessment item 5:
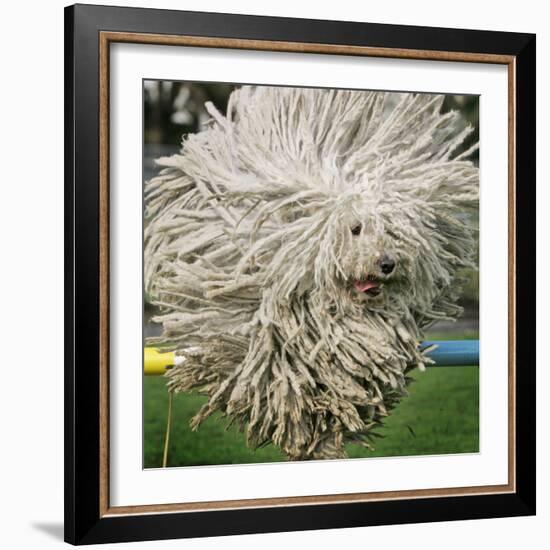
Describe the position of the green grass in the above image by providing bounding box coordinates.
[143,332,479,468]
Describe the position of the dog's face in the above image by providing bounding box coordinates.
[276,185,448,314]
[338,196,407,304]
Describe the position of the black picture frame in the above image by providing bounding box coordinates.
[65,3,536,545]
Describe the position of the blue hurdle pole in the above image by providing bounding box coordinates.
[421,340,479,367]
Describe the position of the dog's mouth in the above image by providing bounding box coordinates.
[352,276,383,297]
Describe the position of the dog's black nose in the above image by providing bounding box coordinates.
[379,255,395,275]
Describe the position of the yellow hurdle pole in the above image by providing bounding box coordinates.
[144,348,175,376]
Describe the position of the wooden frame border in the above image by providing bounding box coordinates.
[66,4,535,544]
[98,31,516,517]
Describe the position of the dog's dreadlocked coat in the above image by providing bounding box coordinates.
[145,86,479,460]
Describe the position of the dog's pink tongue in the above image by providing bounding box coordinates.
[354,280,378,292]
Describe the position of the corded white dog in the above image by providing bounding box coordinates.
[145,86,478,460]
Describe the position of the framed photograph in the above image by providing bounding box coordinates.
[64,4,536,545]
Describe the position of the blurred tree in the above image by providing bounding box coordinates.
[144,80,235,145]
